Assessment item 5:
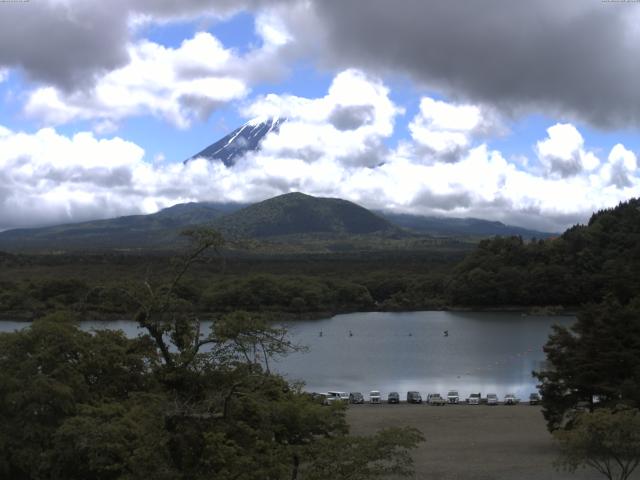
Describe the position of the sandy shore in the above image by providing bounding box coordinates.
[347,404,630,480]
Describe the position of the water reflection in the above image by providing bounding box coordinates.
[274,311,573,399]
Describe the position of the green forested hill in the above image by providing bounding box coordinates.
[0,193,402,252]
[0,191,559,253]
[446,198,640,306]
[0,202,242,252]
[213,192,398,238]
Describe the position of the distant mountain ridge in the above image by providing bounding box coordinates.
[0,202,245,252]
[0,193,397,252]
[377,212,556,239]
[186,116,285,166]
[0,192,556,252]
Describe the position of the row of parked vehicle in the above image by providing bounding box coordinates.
[317,390,541,406]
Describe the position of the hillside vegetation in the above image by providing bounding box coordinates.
[0,193,402,253]
[1,198,638,318]
[0,192,554,253]
[0,247,464,320]
[212,192,397,238]
[446,198,640,307]
[0,202,242,252]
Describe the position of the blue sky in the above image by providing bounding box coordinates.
[0,1,638,232]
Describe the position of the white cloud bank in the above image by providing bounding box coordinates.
[408,97,503,164]
[23,21,293,131]
[1,70,639,233]
[536,123,600,178]
[0,0,294,91]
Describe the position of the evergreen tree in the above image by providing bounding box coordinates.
[534,296,640,431]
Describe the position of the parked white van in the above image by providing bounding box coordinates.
[328,391,350,403]
[467,393,481,405]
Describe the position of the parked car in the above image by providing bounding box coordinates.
[407,391,423,404]
[467,393,481,405]
[427,393,446,406]
[504,393,518,405]
[388,392,400,404]
[447,390,459,404]
[487,393,499,405]
[529,393,541,405]
[349,392,364,404]
[328,391,350,403]
[369,390,381,404]
[318,393,335,406]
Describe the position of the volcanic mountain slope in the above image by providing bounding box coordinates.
[186,116,285,166]
[0,192,557,252]
[0,202,244,252]
[0,193,398,252]
[212,192,399,239]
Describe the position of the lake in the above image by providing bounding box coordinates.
[0,311,573,400]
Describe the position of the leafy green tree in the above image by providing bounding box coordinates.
[298,427,424,480]
[447,198,640,308]
[51,395,173,480]
[535,296,640,431]
[0,313,157,480]
[554,407,640,480]
[121,228,225,370]
[0,229,424,479]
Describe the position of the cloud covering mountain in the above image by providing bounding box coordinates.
[0,1,638,233]
[2,69,637,233]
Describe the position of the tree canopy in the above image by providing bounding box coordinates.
[0,229,423,479]
[554,407,640,480]
[447,198,640,307]
[534,296,640,431]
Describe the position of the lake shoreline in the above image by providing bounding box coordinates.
[0,304,578,322]
[0,311,573,398]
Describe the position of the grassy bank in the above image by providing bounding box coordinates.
[347,404,609,480]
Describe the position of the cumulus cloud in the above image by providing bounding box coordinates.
[23,28,298,129]
[0,0,292,91]
[0,127,144,229]
[536,123,600,178]
[241,69,402,167]
[0,1,130,90]
[329,105,375,131]
[283,0,640,129]
[4,0,640,133]
[0,124,242,230]
[344,144,636,232]
[602,144,638,188]
[1,73,639,234]
[408,97,502,163]
[222,76,638,232]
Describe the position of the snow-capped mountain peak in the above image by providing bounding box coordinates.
[186,116,286,167]
[244,115,283,127]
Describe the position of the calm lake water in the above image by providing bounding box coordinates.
[0,311,574,400]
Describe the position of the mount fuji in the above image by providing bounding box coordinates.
[186,116,285,166]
